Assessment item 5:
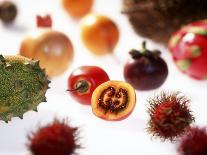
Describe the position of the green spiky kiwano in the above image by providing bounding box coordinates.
[0,55,50,122]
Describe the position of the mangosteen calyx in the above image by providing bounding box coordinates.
[129,41,161,59]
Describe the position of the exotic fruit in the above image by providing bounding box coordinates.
[147,91,194,141]
[0,55,49,122]
[28,119,80,155]
[122,0,207,44]
[178,127,207,155]
[68,66,109,105]
[124,41,168,90]
[20,15,74,77]
[91,81,136,121]
[169,20,207,80]
[80,14,119,56]
[62,0,94,18]
[0,1,17,23]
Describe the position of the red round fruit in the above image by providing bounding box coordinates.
[168,19,207,80]
[28,119,79,155]
[147,91,194,141]
[178,127,207,155]
[68,66,109,105]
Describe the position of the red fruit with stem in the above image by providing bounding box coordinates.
[20,15,74,77]
[168,20,207,80]
[68,66,109,105]
[178,127,207,155]
[147,91,194,141]
[28,119,80,155]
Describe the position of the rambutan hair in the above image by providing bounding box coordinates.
[147,91,195,141]
[27,119,80,155]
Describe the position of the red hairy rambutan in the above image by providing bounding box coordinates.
[178,127,207,155]
[28,119,80,155]
[147,91,194,141]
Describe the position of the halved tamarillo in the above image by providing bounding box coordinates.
[91,80,136,121]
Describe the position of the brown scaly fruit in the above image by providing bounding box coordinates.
[122,0,207,44]
[0,55,50,123]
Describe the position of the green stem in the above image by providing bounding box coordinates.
[67,80,89,93]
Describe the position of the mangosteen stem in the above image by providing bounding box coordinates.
[129,41,147,59]
[67,80,89,93]
[141,41,147,53]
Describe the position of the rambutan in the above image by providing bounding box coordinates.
[178,127,207,155]
[147,91,194,141]
[28,119,80,155]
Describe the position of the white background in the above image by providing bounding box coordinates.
[0,0,207,155]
